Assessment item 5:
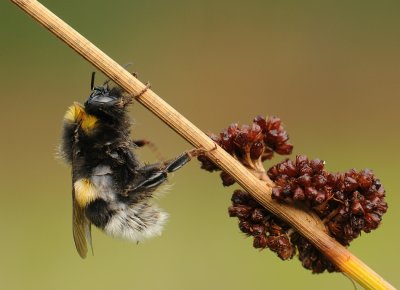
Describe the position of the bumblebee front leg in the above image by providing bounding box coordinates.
[127,70,150,100]
[132,139,165,162]
[122,82,151,106]
[134,82,151,98]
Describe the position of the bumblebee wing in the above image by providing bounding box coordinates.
[85,221,94,256]
[72,194,91,259]
[70,121,93,258]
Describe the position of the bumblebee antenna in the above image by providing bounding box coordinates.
[90,71,95,90]
[122,62,133,70]
[103,79,110,87]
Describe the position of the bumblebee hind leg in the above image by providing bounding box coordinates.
[128,151,193,194]
[104,151,202,242]
[164,148,208,172]
[164,152,192,173]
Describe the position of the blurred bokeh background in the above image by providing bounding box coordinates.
[1,1,399,289]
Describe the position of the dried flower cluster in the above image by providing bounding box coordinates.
[198,116,293,186]
[198,115,387,273]
[228,189,338,273]
[290,232,338,273]
[228,189,296,260]
[268,156,387,245]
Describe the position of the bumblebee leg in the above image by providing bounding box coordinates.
[125,170,167,196]
[132,139,165,162]
[133,171,168,192]
[126,148,209,195]
[129,71,150,97]
[164,147,213,172]
[122,82,151,105]
[132,139,150,148]
[164,152,192,173]
[133,82,151,98]
[126,151,190,193]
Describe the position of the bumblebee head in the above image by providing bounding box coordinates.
[86,86,120,106]
[84,72,128,121]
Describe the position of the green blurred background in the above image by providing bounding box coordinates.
[1,1,399,289]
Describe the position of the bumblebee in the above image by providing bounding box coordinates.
[59,74,195,258]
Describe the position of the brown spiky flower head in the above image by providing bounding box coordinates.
[198,116,293,186]
[198,115,388,273]
[267,156,388,246]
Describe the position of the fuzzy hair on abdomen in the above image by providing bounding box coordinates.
[104,202,168,242]
[90,166,168,242]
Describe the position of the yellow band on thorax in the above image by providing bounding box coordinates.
[64,102,98,133]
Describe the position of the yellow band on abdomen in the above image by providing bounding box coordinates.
[74,178,99,207]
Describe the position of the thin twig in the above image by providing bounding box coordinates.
[11,1,394,289]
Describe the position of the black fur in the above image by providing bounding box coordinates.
[60,121,77,164]
[71,85,139,193]
[86,199,114,228]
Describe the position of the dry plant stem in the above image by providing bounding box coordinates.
[11,1,394,289]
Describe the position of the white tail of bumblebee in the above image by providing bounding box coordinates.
[104,202,168,242]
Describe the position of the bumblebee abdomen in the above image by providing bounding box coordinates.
[89,168,169,242]
[104,202,168,242]
[74,178,99,207]
[86,199,114,228]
